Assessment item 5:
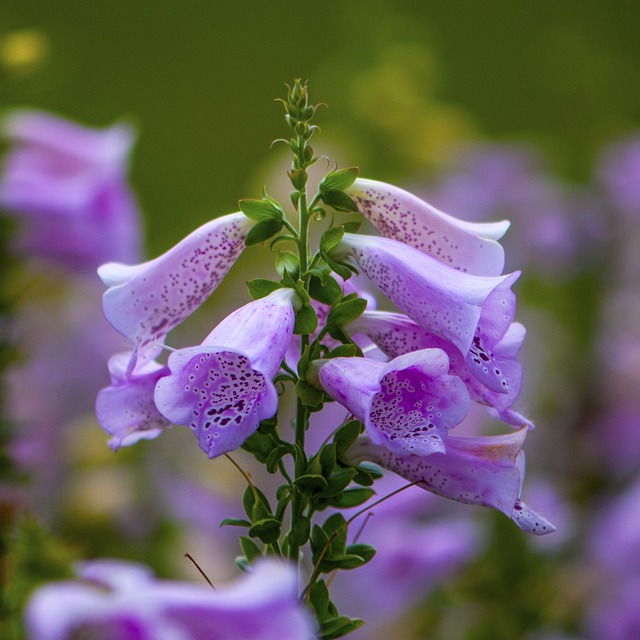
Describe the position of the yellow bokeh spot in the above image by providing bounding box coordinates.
[0,29,50,75]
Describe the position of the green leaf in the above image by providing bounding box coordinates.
[327,488,375,509]
[246,278,282,300]
[324,553,367,570]
[293,304,318,335]
[248,518,281,545]
[294,474,329,495]
[309,579,330,621]
[242,485,271,522]
[324,255,355,281]
[245,218,284,245]
[319,167,359,192]
[275,252,299,278]
[318,467,358,498]
[219,517,250,528]
[321,189,360,213]
[319,226,345,254]
[346,543,376,564]
[309,273,343,305]
[320,616,364,640]
[352,461,384,487]
[295,380,325,408]
[239,536,262,563]
[239,198,283,221]
[288,516,311,548]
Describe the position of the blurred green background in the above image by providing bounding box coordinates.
[3,0,639,252]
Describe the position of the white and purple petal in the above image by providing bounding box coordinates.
[99,212,251,361]
[349,311,531,428]
[343,428,554,535]
[318,349,470,456]
[347,177,509,276]
[336,233,519,391]
[96,351,171,451]
[154,289,296,458]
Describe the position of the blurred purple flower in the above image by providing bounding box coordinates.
[597,135,640,219]
[154,289,297,458]
[346,177,509,276]
[344,428,554,534]
[588,577,640,640]
[334,233,520,395]
[25,558,316,640]
[423,143,604,274]
[0,110,143,270]
[316,349,469,456]
[99,211,251,365]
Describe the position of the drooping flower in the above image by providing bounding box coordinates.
[98,211,252,363]
[333,233,520,394]
[154,288,298,458]
[25,558,316,640]
[347,177,509,276]
[315,349,470,455]
[343,427,554,535]
[348,310,531,428]
[0,109,142,270]
[95,351,171,451]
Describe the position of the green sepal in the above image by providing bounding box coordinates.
[321,189,360,213]
[265,444,293,474]
[235,556,250,572]
[294,474,329,495]
[257,415,278,435]
[319,443,336,476]
[326,297,367,336]
[308,273,343,305]
[319,167,359,193]
[323,553,368,570]
[318,467,358,499]
[239,536,262,563]
[248,518,281,545]
[241,431,273,464]
[352,461,385,487]
[245,218,284,246]
[295,380,325,408]
[327,343,361,359]
[320,616,364,640]
[239,198,284,222]
[287,516,311,548]
[275,252,300,278]
[326,487,375,509]
[246,278,282,300]
[293,304,318,335]
[334,420,363,456]
[288,168,308,190]
[342,221,362,234]
[324,254,356,281]
[219,517,251,528]
[319,226,345,255]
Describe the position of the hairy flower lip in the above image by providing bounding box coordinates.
[347,177,510,276]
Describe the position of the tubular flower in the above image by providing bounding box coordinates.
[95,351,171,451]
[98,212,252,363]
[315,349,470,456]
[346,177,509,276]
[25,558,316,640]
[154,289,297,458]
[0,109,142,270]
[349,310,531,428]
[343,428,554,535]
[334,233,520,394]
